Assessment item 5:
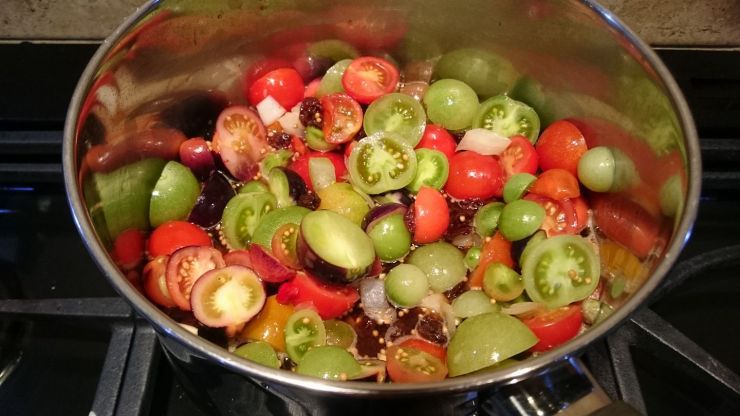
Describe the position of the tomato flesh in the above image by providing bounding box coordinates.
[523,304,583,352]
[469,232,514,288]
[212,106,269,181]
[114,228,146,270]
[165,246,226,311]
[142,256,176,308]
[398,338,447,362]
[524,195,578,237]
[147,221,212,258]
[500,135,538,177]
[248,67,305,110]
[528,169,581,200]
[413,187,450,244]
[341,57,400,105]
[321,93,363,144]
[276,272,359,319]
[386,345,448,383]
[445,151,504,200]
[288,151,347,192]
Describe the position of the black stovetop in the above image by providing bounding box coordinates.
[0,43,739,416]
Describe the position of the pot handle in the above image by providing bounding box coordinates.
[473,357,642,415]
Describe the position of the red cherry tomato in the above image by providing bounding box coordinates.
[386,345,448,383]
[413,187,450,244]
[572,197,590,234]
[523,304,583,352]
[341,57,400,105]
[165,246,225,311]
[224,249,252,268]
[468,232,514,288]
[535,120,588,176]
[248,67,305,110]
[416,125,457,160]
[591,194,660,259]
[287,151,347,191]
[276,272,359,319]
[113,228,146,270]
[147,221,212,258]
[524,195,578,237]
[212,106,268,181]
[321,93,363,144]
[500,135,538,177]
[398,338,447,362]
[243,58,292,94]
[528,168,581,200]
[142,256,176,308]
[444,151,504,200]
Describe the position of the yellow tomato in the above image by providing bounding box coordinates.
[239,295,294,352]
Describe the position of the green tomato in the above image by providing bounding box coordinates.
[407,241,466,293]
[221,192,278,249]
[251,205,311,249]
[366,213,412,262]
[482,263,524,302]
[347,132,418,195]
[451,290,499,318]
[473,95,541,144]
[234,341,280,369]
[149,161,200,227]
[296,346,362,380]
[474,202,504,237]
[434,48,518,97]
[423,79,479,131]
[364,92,427,148]
[498,200,545,241]
[317,59,352,97]
[577,146,615,192]
[317,182,371,226]
[284,309,326,363]
[384,264,429,308]
[405,148,449,193]
[503,173,537,203]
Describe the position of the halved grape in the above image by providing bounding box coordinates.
[317,182,371,226]
[234,341,280,369]
[464,247,481,271]
[363,93,426,147]
[324,319,357,349]
[295,346,362,380]
[423,79,479,131]
[451,290,499,318]
[384,264,429,308]
[407,242,466,293]
[473,202,504,237]
[307,39,359,63]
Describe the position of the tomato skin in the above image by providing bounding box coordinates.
[248,68,305,110]
[398,338,447,362]
[386,345,448,383]
[468,232,514,288]
[142,256,177,308]
[165,246,225,311]
[224,249,252,268]
[524,194,578,237]
[243,58,292,94]
[413,187,450,244]
[416,125,457,160]
[276,272,359,319]
[528,168,581,200]
[147,221,212,258]
[535,120,587,176]
[572,197,590,234]
[500,135,538,177]
[341,57,400,105]
[445,151,504,200]
[523,304,583,352]
[113,228,146,270]
[592,194,660,259]
[287,151,347,191]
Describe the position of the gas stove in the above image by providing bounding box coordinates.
[0,43,739,415]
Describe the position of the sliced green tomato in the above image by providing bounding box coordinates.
[521,235,600,308]
[324,320,357,349]
[473,95,540,144]
[307,39,359,62]
[423,79,479,131]
[447,311,537,377]
[482,263,524,302]
[384,264,429,308]
[234,341,281,369]
[317,182,371,226]
[260,149,294,178]
[149,161,200,227]
[348,132,418,194]
[284,308,326,363]
[407,242,466,293]
[498,199,545,241]
[451,290,499,318]
[434,48,518,98]
[240,180,269,194]
[251,205,311,248]
[266,168,295,208]
[405,149,449,193]
[503,173,537,203]
[221,192,278,249]
[295,346,362,380]
[316,59,352,97]
[464,247,481,271]
[367,212,412,262]
[363,93,427,147]
[474,202,504,238]
[305,126,339,152]
[519,230,547,266]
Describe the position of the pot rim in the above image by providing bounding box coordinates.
[62,0,701,396]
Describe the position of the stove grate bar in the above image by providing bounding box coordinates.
[114,322,161,416]
[91,324,135,416]
[605,325,648,415]
[0,297,132,318]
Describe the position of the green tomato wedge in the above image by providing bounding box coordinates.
[473,95,541,144]
[348,131,418,195]
[221,192,278,249]
[295,346,362,380]
[284,308,326,363]
[234,341,280,369]
[577,146,615,193]
[434,48,518,97]
[474,202,504,238]
[317,59,352,97]
[324,320,357,349]
[384,264,429,308]
[498,199,545,241]
[521,235,600,308]
[251,205,311,249]
[503,173,537,203]
[363,93,427,147]
[423,79,479,131]
[307,39,359,62]
[87,158,166,241]
[447,311,537,377]
[405,148,449,193]
[407,241,466,293]
[149,161,200,227]
[317,182,371,226]
[483,263,524,302]
[451,290,499,318]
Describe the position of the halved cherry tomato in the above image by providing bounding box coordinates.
[341,57,400,105]
[165,246,225,311]
[271,223,301,269]
[321,93,363,144]
[248,67,305,110]
[413,187,450,244]
[500,135,538,177]
[445,151,504,200]
[212,106,269,181]
[524,195,578,237]
[528,168,581,200]
[591,194,660,259]
[243,58,292,94]
[276,272,359,319]
[415,125,457,160]
[288,151,347,191]
[523,304,583,352]
[224,249,252,268]
[240,295,295,352]
[113,228,146,270]
[386,344,448,383]
[572,197,590,234]
[469,232,514,288]
[147,220,212,258]
[248,244,295,283]
[535,120,587,176]
[304,78,321,98]
[142,256,176,308]
[398,338,447,362]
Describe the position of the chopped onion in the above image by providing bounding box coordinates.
[456,128,511,155]
[501,302,545,317]
[278,111,304,136]
[256,95,286,126]
[419,293,457,338]
[360,278,397,324]
[308,157,336,191]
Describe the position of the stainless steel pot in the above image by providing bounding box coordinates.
[63,0,700,414]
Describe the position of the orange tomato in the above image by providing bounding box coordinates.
[239,295,294,352]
